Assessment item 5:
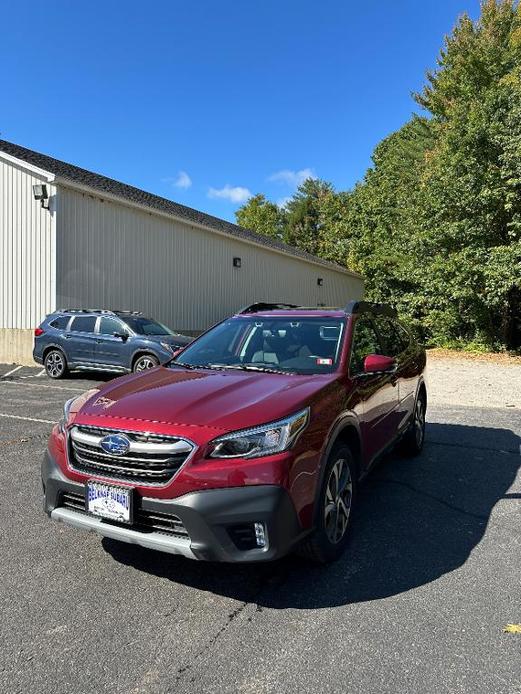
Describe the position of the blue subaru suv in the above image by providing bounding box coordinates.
[33,309,192,379]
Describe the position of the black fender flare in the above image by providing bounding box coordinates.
[42,343,68,362]
[312,411,362,525]
[130,349,161,369]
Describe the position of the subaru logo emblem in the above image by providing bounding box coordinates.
[100,433,130,456]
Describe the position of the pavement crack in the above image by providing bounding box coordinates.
[173,564,290,686]
[174,601,249,684]
[0,434,49,447]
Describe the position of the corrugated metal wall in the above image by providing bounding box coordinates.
[56,187,363,332]
[0,157,56,329]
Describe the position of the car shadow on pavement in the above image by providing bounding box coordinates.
[103,421,521,608]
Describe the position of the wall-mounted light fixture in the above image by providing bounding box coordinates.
[317,278,323,286]
[33,184,49,209]
[233,257,242,268]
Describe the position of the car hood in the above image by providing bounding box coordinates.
[145,334,193,347]
[76,366,337,432]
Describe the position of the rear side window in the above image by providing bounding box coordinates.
[49,316,70,330]
[375,316,407,357]
[350,317,384,374]
[69,316,97,333]
[99,317,124,335]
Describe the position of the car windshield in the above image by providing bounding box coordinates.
[173,317,345,375]
[123,317,173,336]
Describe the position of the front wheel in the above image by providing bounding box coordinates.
[133,354,159,373]
[297,445,357,563]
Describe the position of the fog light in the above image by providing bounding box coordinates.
[254,522,266,548]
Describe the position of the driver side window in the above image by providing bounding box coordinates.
[99,317,124,335]
[349,317,384,374]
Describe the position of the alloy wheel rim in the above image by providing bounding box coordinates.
[136,357,156,371]
[324,458,353,544]
[47,352,64,377]
[415,399,425,446]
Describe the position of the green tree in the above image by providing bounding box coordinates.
[284,178,335,256]
[341,116,435,333]
[343,0,521,350]
[413,0,521,348]
[235,194,286,240]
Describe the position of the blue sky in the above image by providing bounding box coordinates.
[1,0,480,222]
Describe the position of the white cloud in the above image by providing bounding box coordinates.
[268,168,316,188]
[208,184,252,204]
[173,171,192,189]
[162,171,192,189]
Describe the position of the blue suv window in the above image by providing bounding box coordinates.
[99,317,124,335]
[123,317,172,336]
[69,316,97,333]
[50,316,70,330]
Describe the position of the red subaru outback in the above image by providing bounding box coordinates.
[42,301,427,563]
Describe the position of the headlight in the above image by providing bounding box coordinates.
[58,397,76,434]
[208,408,309,459]
[160,341,174,353]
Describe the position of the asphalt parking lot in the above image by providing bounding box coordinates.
[0,362,519,694]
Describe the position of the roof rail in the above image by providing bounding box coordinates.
[56,308,143,316]
[238,302,299,314]
[344,301,397,317]
[57,308,115,314]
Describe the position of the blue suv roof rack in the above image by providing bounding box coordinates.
[56,308,143,316]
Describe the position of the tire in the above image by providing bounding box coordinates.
[400,391,426,456]
[133,354,159,373]
[44,349,68,379]
[297,445,357,564]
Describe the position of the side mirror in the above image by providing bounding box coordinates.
[363,354,396,374]
[114,332,129,341]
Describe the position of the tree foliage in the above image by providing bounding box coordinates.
[235,0,521,351]
[235,194,286,240]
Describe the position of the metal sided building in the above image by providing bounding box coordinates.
[0,140,364,365]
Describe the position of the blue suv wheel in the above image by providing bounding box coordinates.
[44,349,69,379]
[133,354,160,372]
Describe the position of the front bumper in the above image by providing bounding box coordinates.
[42,451,305,562]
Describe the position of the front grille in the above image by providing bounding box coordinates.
[68,426,195,485]
[61,491,85,512]
[60,491,189,539]
[134,509,188,537]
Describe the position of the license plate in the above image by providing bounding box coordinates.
[86,481,133,524]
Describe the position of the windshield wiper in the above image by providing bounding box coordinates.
[169,362,292,375]
[172,362,229,371]
[211,364,293,375]
[167,361,197,370]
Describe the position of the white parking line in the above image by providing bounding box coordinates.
[0,380,84,393]
[0,412,56,424]
[19,369,48,380]
[1,365,23,379]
